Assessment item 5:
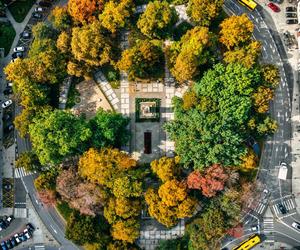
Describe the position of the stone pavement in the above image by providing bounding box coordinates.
[94,71,120,111]
[58,76,72,110]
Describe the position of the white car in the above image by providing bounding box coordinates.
[14,234,21,244]
[292,221,300,230]
[13,46,25,52]
[7,82,13,87]
[2,100,13,109]
[23,228,32,239]
[34,7,44,12]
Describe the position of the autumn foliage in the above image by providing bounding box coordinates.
[187,164,229,197]
[150,156,180,182]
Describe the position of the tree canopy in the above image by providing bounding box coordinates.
[137,0,178,39]
[29,109,91,165]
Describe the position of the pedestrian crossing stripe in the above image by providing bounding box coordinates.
[14,167,35,178]
[254,203,266,214]
[272,199,296,216]
[263,218,274,233]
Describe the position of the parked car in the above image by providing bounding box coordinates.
[14,234,21,244]
[0,220,7,231]
[292,221,300,230]
[277,203,287,214]
[268,2,280,12]
[39,1,51,7]
[5,240,12,249]
[7,82,13,87]
[23,229,32,239]
[20,31,31,39]
[32,12,42,19]
[5,215,14,225]
[11,52,23,59]
[269,0,282,3]
[4,123,14,133]
[18,233,27,242]
[1,100,13,109]
[13,46,25,52]
[26,223,35,232]
[286,13,297,18]
[34,7,44,12]
[9,238,16,247]
[0,242,7,250]
[3,87,13,95]
[286,6,297,12]
[286,19,298,24]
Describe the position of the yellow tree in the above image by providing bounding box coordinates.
[158,180,188,207]
[187,0,223,26]
[252,86,274,113]
[111,218,140,243]
[261,64,280,87]
[57,31,70,54]
[182,90,198,110]
[49,6,71,30]
[68,0,104,24]
[99,0,134,33]
[240,149,258,171]
[223,41,261,68]
[71,21,113,66]
[150,156,180,182]
[219,14,254,49]
[137,0,178,39]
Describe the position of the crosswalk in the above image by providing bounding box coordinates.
[263,217,274,233]
[14,167,35,178]
[253,202,267,215]
[272,198,296,217]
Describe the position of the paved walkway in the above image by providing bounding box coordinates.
[94,71,120,111]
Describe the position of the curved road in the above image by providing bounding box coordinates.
[223,0,300,248]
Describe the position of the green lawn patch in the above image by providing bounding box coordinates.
[66,80,80,109]
[0,22,15,56]
[101,64,120,89]
[56,201,74,221]
[8,0,36,23]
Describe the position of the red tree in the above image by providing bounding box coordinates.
[187,164,229,197]
[38,189,57,207]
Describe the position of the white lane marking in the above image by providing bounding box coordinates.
[50,225,57,234]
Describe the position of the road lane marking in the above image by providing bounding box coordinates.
[50,225,57,234]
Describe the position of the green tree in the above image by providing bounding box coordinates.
[88,108,130,149]
[71,21,113,67]
[34,170,59,191]
[137,0,178,39]
[29,109,92,165]
[187,0,223,26]
[32,22,57,40]
[117,40,164,80]
[112,176,142,198]
[99,0,134,33]
[65,211,110,245]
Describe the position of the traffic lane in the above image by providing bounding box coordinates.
[274,221,300,246]
[14,178,26,207]
[22,176,80,250]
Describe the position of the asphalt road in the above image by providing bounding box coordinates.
[223,0,300,248]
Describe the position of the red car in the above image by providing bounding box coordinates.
[268,3,280,12]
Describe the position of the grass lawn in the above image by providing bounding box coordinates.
[0,22,15,56]
[56,201,74,221]
[8,0,36,23]
[102,64,120,89]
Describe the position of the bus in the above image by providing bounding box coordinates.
[237,0,257,11]
[232,234,261,250]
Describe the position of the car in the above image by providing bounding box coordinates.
[280,161,288,167]
[268,3,280,12]
[11,52,23,59]
[286,19,298,24]
[292,221,300,230]
[7,82,13,87]
[5,240,12,249]
[20,31,31,39]
[3,184,12,190]
[26,223,35,232]
[269,0,282,3]
[14,234,21,244]
[39,1,51,7]
[32,12,42,19]
[34,7,44,12]
[9,238,16,247]
[10,58,17,63]
[0,242,7,250]
[251,225,258,231]
[0,220,7,231]
[3,88,13,95]
[277,203,287,214]
[5,215,14,225]
[18,233,27,242]
[4,124,14,133]
[13,46,25,52]
[286,13,297,18]
[23,229,32,239]
[286,6,297,12]
[2,100,13,109]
